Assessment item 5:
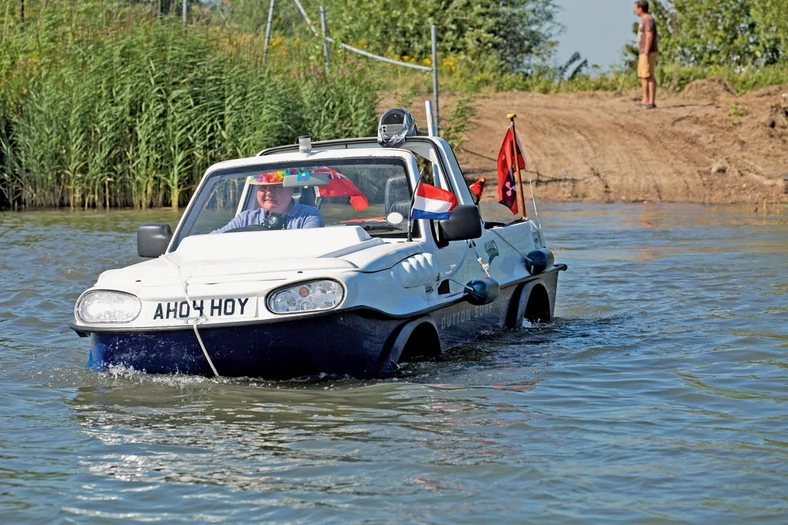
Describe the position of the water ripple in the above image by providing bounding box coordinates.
[1,204,787,523]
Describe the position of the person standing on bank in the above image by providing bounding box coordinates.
[635,0,658,109]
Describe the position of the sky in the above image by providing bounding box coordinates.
[552,0,637,71]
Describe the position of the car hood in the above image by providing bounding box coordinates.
[92,226,424,294]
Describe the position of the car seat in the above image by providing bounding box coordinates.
[298,186,317,207]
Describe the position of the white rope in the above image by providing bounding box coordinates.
[190,318,220,378]
[438,242,471,282]
[490,229,532,265]
[449,278,480,295]
[524,169,541,229]
[469,240,491,277]
[162,254,221,378]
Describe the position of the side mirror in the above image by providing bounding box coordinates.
[434,205,482,247]
[138,223,172,258]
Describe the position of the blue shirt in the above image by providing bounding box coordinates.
[214,200,324,233]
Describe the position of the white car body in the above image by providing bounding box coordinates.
[72,132,565,379]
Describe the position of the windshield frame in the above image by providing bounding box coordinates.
[169,151,421,252]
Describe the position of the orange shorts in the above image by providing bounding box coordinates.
[638,52,658,78]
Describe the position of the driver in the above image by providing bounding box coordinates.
[214,171,324,233]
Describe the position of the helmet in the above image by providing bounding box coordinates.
[377,108,418,148]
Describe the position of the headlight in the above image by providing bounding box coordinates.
[76,290,142,323]
[267,280,344,314]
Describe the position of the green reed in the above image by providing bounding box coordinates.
[0,1,379,209]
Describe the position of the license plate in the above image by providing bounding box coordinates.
[151,297,257,321]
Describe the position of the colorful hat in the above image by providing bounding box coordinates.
[247,169,296,185]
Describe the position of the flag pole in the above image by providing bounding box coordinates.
[406,176,422,242]
[506,113,527,220]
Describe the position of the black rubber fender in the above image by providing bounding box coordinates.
[376,316,440,376]
[506,281,552,327]
[525,248,555,275]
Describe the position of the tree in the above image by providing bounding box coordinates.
[749,0,788,64]
[212,0,562,73]
[649,0,786,67]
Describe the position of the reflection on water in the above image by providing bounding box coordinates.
[1,203,787,523]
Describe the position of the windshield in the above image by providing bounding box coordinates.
[173,157,416,247]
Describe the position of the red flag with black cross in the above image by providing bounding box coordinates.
[496,126,527,215]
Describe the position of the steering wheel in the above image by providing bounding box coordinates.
[225,224,271,233]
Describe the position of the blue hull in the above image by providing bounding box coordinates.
[90,311,403,379]
[83,270,561,380]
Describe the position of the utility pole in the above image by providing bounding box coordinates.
[320,6,330,72]
[262,0,276,67]
[431,24,439,136]
[20,0,25,31]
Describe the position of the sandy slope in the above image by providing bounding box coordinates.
[391,79,788,204]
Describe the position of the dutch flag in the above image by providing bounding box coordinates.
[411,182,458,220]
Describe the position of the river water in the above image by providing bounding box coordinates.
[1,203,786,524]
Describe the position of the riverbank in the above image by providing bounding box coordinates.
[440,79,788,205]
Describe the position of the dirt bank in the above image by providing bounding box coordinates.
[395,79,788,204]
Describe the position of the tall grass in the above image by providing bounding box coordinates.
[0,2,378,209]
